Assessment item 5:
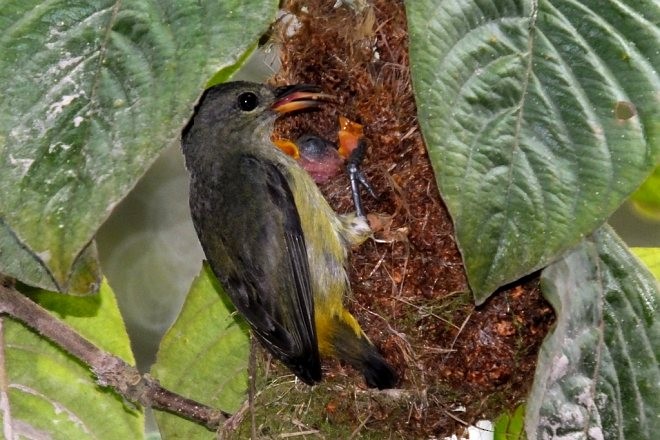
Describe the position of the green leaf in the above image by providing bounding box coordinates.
[0,220,101,296]
[494,404,526,440]
[630,165,660,220]
[1,280,141,439]
[526,226,659,439]
[151,263,250,439]
[406,0,660,302]
[206,43,258,88]
[631,247,660,280]
[0,0,278,293]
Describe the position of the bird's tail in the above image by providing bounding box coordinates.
[325,311,398,390]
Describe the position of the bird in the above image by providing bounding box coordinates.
[181,81,397,389]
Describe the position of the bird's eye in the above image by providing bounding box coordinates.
[237,92,259,111]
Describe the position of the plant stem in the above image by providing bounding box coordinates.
[0,282,229,431]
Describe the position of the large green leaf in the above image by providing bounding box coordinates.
[0,0,278,293]
[151,263,250,439]
[527,226,659,439]
[406,0,660,302]
[0,280,141,439]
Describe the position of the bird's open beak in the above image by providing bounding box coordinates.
[271,84,334,113]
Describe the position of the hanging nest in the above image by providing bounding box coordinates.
[233,1,556,438]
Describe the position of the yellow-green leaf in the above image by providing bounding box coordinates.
[1,280,141,439]
[632,247,660,280]
[152,263,250,439]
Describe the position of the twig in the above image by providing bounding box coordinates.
[278,430,321,438]
[394,297,460,329]
[443,408,469,426]
[348,414,371,440]
[441,312,472,366]
[249,337,257,440]
[0,283,229,431]
[0,319,13,440]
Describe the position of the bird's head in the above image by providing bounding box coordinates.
[182,81,332,162]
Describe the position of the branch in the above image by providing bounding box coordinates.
[0,281,229,431]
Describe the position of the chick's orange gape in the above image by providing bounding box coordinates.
[273,115,365,184]
[337,116,364,159]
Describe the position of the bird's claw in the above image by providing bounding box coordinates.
[346,139,378,218]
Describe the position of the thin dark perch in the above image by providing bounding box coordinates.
[0,282,229,431]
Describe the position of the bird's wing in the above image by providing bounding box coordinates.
[190,154,321,384]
